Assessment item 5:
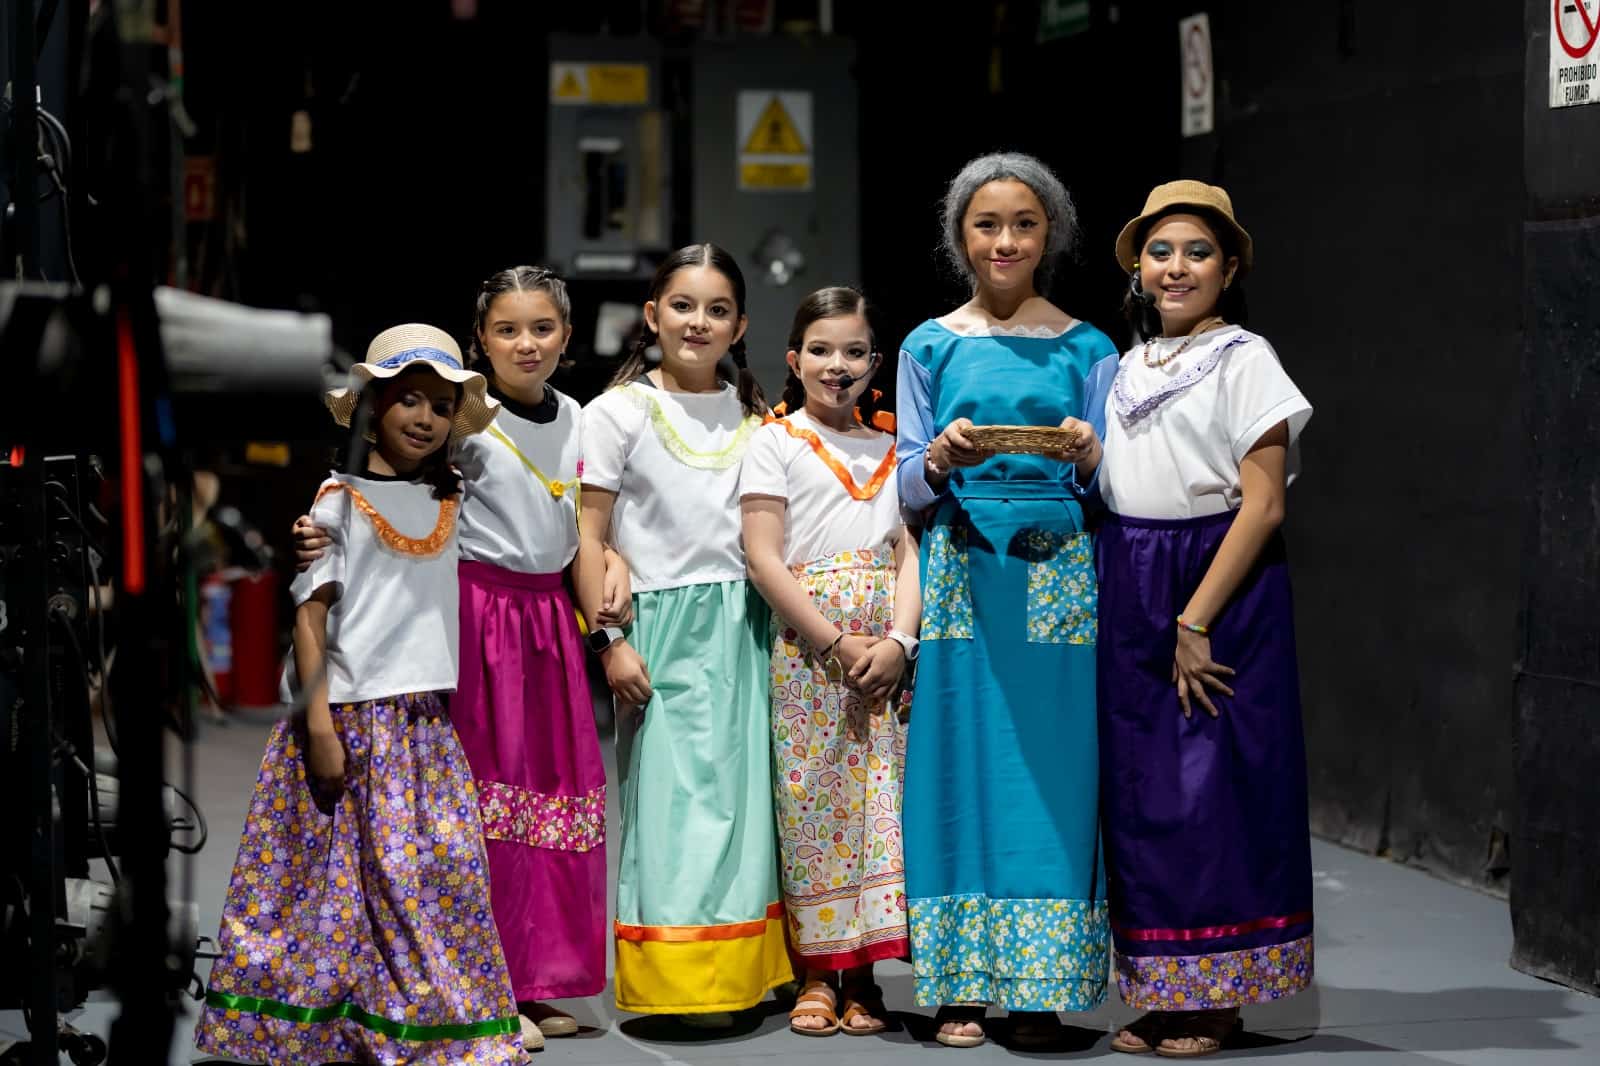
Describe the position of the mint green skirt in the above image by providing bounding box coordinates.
[612,579,791,1013]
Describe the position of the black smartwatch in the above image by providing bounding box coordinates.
[587,626,626,655]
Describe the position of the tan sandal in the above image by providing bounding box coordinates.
[839,983,888,1036]
[516,1015,546,1051]
[522,1001,578,1038]
[789,979,841,1037]
[1110,1012,1166,1054]
[1154,1009,1240,1058]
[934,1004,987,1048]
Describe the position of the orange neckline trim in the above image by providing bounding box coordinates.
[765,414,897,501]
[315,481,458,558]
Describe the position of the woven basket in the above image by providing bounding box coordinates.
[966,424,1078,455]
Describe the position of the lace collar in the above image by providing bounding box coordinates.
[1112,329,1253,428]
[934,318,1079,339]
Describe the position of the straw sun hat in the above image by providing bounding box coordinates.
[324,323,497,439]
[1115,179,1254,276]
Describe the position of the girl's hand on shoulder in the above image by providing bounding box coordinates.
[599,550,634,627]
[928,418,990,471]
[292,514,331,572]
[1046,417,1101,467]
[1172,629,1235,719]
[849,638,906,704]
[603,641,652,708]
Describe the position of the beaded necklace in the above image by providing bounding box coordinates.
[1141,316,1227,368]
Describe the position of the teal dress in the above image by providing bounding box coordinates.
[895,319,1116,1010]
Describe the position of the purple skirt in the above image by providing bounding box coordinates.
[455,561,607,1002]
[194,692,524,1066]
[1096,511,1313,1011]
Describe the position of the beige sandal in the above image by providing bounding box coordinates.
[522,1001,578,1037]
[839,983,888,1036]
[934,1004,987,1048]
[1154,1009,1240,1058]
[516,1015,546,1051]
[789,979,841,1037]
[1110,1012,1166,1054]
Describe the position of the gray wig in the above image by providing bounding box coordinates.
[941,152,1079,295]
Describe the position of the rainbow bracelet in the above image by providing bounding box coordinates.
[1177,616,1210,636]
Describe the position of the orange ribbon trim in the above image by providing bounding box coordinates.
[314,482,458,558]
[614,901,784,943]
[771,394,896,434]
[764,415,897,502]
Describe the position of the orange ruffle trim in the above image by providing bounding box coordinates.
[314,482,458,557]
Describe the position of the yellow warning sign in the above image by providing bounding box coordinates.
[740,162,812,189]
[587,65,650,105]
[742,96,807,155]
[736,90,813,192]
[550,62,650,106]
[555,69,585,100]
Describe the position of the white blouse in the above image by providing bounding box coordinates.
[581,380,759,593]
[456,391,583,574]
[1100,326,1312,519]
[285,473,461,703]
[738,410,902,567]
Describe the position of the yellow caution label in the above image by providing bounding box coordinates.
[740,162,812,190]
[554,68,585,100]
[550,63,649,106]
[742,96,808,155]
[587,64,649,104]
[244,441,291,467]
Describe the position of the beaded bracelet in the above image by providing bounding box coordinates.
[1176,616,1210,636]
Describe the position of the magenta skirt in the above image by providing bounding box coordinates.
[455,560,607,1002]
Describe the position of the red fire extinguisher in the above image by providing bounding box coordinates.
[230,569,281,708]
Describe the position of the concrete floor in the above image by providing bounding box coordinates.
[5,712,1598,1065]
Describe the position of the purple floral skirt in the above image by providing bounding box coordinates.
[194,691,525,1065]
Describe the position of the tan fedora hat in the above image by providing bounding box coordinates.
[1115,180,1253,276]
[325,323,497,439]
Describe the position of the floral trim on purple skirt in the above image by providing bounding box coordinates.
[1115,934,1314,1011]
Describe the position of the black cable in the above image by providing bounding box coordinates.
[37,107,71,177]
[59,739,118,885]
[166,782,207,856]
[50,612,120,884]
[34,108,81,284]
[47,485,117,756]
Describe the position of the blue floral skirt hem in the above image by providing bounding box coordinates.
[909,892,1109,1010]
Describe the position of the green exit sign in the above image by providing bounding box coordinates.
[1039,0,1090,42]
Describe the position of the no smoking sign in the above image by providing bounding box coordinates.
[1180,13,1214,137]
[1550,0,1600,107]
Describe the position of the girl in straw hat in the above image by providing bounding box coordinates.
[196,325,531,1065]
[1089,181,1314,1058]
[293,268,631,1046]
[576,243,792,1023]
[895,152,1116,1049]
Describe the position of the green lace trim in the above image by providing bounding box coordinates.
[205,990,519,1042]
[625,384,759,470]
